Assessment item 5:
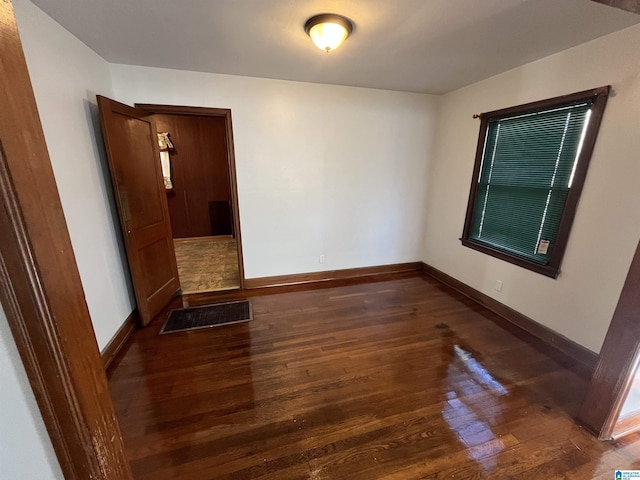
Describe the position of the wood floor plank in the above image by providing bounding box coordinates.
[107,274,640,479]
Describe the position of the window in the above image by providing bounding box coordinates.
[461,87,610,278]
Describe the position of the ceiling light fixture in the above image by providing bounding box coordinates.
[304,13,354,53]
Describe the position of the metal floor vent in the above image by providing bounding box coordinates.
[160,300,252,334]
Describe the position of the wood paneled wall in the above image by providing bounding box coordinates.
[153,114,231,238]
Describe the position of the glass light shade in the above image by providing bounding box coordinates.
[308,22,349,52]
[305,14,353,53]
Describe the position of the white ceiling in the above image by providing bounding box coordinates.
[29,0,640,94]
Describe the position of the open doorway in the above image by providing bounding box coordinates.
[138,104,245,295]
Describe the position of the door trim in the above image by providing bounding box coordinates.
[136,104,246,289]
[579,239,640,439]
[0,2,132,477]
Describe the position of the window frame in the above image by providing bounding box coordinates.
[461,86,610,278]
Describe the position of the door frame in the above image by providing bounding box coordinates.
[136,104,246,289]
[579,238,640,439]
[0,1,132,478]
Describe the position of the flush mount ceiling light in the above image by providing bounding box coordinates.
[304,13,354,53]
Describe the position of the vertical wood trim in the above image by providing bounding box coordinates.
[0,2,133,478]
[136,103,246,288]
[224,110,246,289]
[579,239,640,439]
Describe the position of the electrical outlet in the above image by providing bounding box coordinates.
[319,254,325,264]
[495,280,503,292]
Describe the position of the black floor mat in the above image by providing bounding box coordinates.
[160,300,252,334]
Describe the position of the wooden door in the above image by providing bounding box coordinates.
[97,96,180,325]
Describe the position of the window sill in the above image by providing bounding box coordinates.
[460,238,559,279]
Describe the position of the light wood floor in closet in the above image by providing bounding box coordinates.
[173,236,240,294]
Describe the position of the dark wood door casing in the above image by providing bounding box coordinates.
[0,1,133,478]
[97,97,181,325]
[579,239,640,439]
[136,103,245,289]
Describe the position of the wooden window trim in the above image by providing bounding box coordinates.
[461,86,610,278]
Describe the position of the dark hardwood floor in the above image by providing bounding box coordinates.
[107,273,640,479]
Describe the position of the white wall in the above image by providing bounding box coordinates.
[621,365,640,417]
[0,307,64,480]
[111,66,438,278]
[14,0,135,350]
[423,24,640,353]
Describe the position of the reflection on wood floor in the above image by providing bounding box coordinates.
[108,274,640,479]
[173,236,240,294]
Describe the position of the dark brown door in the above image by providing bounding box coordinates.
[97,96,180,325]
